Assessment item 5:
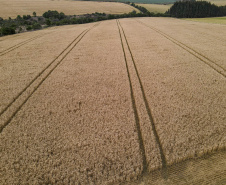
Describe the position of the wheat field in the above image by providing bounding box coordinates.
[184,17,226,25]
[0,0,138,19]
[137,0,226,14]
[136,3,172,13]
[0,18,226,184]
[207,0,226,5]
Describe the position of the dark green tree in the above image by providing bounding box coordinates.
[33,12,37,17]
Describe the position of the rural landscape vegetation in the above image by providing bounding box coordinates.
[0,0,226,184]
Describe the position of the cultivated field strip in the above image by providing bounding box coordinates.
[0,33,52,56]
[117,19,165,175]
[0,25,89,114]
[0,23,99,133]
[136,19,226,78]
[119,18,226,166]
[116,20,147,174]
[1,18,225,184]
[0,20,144,184]
[177,21,226,43]
[0,29,84,116]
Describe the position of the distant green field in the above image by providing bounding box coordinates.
[136,3,172,13]
[183,17,226,24]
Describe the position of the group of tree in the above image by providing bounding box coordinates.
[0,12,43,36]
[43,10,66,20]
[1,1,226,36]
[167,0,226,18]
[129,2,168,17]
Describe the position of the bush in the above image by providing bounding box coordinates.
[43,10,66,20]
[33,12,37,17]
[26,25,32,31]
[0,26,16,35]
[17,15,22,20]
[23,15,31,20]
[46,19,51,26]
[108,14,115,19]
[32,23,42,30]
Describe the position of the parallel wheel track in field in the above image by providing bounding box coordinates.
[136,20,226,78]
[0,32,53,56]
[0,23,99,133]
[117,20,167,178]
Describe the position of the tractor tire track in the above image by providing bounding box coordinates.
[117,19,167,179]
[0,32,53,56]
[136,20,226,78]
[0,23,99,133]
[116,20,148,175]
[0,30,84,117]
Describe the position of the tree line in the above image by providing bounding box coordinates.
[1,1,225,36]
[0,8,166,36]
[167,0,226,18]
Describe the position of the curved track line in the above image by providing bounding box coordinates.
[0,33,52,56]
[136,20,226,78]
[116,20,148,175]
[117,20,168,179]
[0,23,99,133]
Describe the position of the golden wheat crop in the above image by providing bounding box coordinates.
[0,0,138,19]
[119,17,226,166]
[202,0,226,6]
[0,18,225,184]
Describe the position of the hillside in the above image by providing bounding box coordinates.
[84,0,176,4]
[184,17,226,24]
[136,0,226,14]
[0,18,225,184]
[0,0,138,19]
[136,3,172,13]
[207,0,226,6]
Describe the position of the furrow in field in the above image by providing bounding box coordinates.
[116,20,148,174]
[117,19,163,175]
[0,23,99,133]
[119,18,226,167]
[0,20,143,184]
[136,20,226,78]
